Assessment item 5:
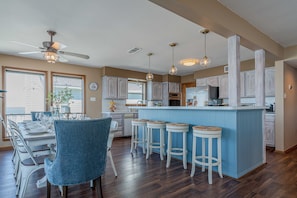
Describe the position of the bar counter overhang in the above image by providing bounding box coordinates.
[129,106,265,179]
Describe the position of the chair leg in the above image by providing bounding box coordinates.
[108,150,118,177]
[47,180,51,198]
[62,186,68,198]
[95,177,103,198]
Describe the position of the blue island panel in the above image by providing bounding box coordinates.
[137,107,264,179]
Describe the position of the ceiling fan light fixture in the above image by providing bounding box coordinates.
[179,58,199,66]
[44,51,58,63]
[146,53,154,81]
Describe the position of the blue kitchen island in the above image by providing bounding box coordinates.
[129,106,265,179]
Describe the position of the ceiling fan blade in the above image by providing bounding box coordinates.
[11,41,43,49]
[19,51,42,55]
[58,51,89,59]
[51,42,67,50]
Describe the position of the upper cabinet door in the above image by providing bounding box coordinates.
[147,81,163,100]
[103,76,118,99]
[240,72,245,97]
[245,70,255,97]
[219,75,228,99]
[196,78,207,86]
[207,76,219,87]
[265,67,275,97]
[168,82,180,93]
[117,77,128,99]
[152,82,163,100]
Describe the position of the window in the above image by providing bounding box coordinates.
[126,79,146,105]
[5,69,46,114]
[52,74,85,113]
[3,68,47,138]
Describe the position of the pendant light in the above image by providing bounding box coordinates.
[200,29,211,67]
[169,43,178,75]
[146,53,154,81]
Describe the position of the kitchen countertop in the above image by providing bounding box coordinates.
[129,106,266,111]
[102,111,137,114]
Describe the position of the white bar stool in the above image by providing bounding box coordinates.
[146,121,166,160]
[166,123,189,169]
[191,126,223,184]
[131,119,148,154]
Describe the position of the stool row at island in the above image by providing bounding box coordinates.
[130,119,223,184]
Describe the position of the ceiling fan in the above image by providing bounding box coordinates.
[17,30,90,63]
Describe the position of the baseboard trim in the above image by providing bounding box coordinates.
[285,144,297,153]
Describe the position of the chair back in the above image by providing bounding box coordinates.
[31,111,52,121]
[45,117,112,186]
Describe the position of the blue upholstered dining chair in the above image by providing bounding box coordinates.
[31,111,52,121]
[44,117,112,198]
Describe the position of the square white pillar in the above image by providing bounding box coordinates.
[255,49,265,106]
[228,35,240,107]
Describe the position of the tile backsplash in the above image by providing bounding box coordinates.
[102,99,129,112]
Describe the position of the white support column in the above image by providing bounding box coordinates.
[255,49,265,106]
[228,35,240,107]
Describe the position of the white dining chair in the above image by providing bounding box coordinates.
[108,120,118,177]
[11,127,52,198]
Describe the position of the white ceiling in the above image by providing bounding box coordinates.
[218,0,297,48]
[0,0,295,76]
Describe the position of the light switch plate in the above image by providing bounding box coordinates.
[90,97,96,101]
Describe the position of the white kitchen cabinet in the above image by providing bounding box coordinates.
[244,70,255,97]
[117,77,128,99]
[219,75,228,99]
[265,67,275,97]
[207,76,219,87]
[240,72,245,97]
[196,78,207,86]
[265,113,275,147]
[102,76,118,99]
[162,82,169,106]
[168,82,180,93]
[102,76,128,99]
[147,81,163,100]
[102,112,138,137]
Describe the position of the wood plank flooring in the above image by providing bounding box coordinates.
[0,137,297,198]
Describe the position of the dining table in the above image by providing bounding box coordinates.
[18,121,56,147]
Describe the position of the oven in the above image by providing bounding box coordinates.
[169,93,181,106]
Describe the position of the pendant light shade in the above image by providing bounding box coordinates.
[200,29,211,67]
[146,53,154,81]
[169,43,177,75]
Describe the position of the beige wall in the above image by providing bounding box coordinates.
[0,54,102,148]
[284,63,297,150]
[275,60,285,151]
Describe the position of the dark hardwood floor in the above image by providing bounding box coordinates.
[1,137,297,198]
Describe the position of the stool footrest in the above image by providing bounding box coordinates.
[168,148,187,156]
[193,156,220,166]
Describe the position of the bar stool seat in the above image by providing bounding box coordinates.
[146,121,166,160]
[166,123,189,169]
[191,126,223,184]
[131,119,148,154]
